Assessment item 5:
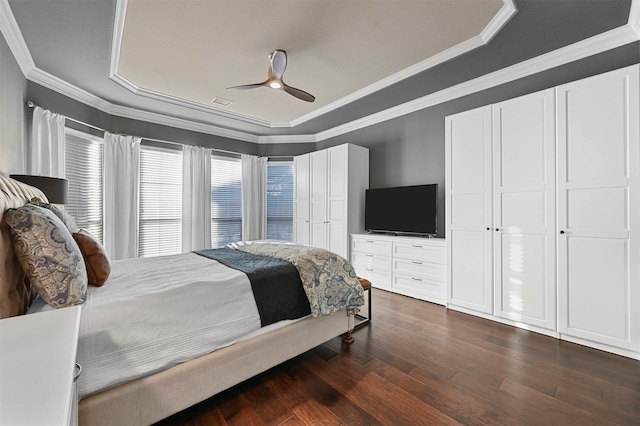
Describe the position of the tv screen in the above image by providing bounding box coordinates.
[365,184,437,236]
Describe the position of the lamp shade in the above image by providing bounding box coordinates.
[10,175,68,204]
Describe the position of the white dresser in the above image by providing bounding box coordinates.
[351,234,446,305]
[0,306,82,425]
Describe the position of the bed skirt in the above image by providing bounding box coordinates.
[78,311,350,426]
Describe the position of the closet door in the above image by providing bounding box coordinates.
[293,154,310,245]
[327,145,348,258]
[446,106,493,314]
[492,89,556,330]
[309,150,328,250]
[557,65,640,351]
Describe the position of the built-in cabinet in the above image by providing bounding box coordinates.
[445,65,639,359]
[351,234,446,305]
[294,144,369,259]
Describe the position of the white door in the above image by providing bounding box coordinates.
[557,65,640,351]
[492,89,556,330]
[309,150,328,249]
[293,154,310,245]
[327,145,348,257]
[446,106,493,314]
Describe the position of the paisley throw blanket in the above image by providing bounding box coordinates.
[227,241,364,317]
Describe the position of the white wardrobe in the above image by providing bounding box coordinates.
[294,143,369,259]
[446,65,639,359]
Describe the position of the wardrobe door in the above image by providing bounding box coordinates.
[294,154,310,245]
[557,65,640,352]
[446,106,493,314]
[492,89,556,330]
[327,145,348,258]
[309,150,328,250]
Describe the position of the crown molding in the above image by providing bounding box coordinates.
[0,0,35,75]
[2,0,639,147]
[315,23,640,142]
[258,134,316,144]
[108,0,516,130]
[629,0,640,33]
[480,0,517,43]
[108,103,260,143]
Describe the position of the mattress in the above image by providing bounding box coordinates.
[28,252,283,399]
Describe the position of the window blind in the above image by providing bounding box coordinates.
[211,155,242,247]
[266,162,294,241]
[64,129,104,243]
[139,145,182,257]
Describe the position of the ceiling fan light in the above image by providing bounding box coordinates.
[269,81,282,89]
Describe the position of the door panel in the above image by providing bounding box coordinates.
[492,89,556,330]
[558,66,639,351]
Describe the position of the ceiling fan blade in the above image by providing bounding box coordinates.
[227,81,268,90]
[270,50,287,80]
[283,84,315,102]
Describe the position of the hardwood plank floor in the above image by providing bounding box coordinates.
[156,289,640,425]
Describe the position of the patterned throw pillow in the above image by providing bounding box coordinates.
[5,204,87,308]
[73,229,111,287]
[29,197,79,233]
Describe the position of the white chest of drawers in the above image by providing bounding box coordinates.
[351,234,446,305]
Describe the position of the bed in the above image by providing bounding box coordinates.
[0,174,363,425]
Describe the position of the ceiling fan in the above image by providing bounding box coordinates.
[228,49,315,103]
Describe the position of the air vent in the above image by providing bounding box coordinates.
[211,97,233,107]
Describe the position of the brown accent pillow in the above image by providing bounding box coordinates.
[73,229,111,287]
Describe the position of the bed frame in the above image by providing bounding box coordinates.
[1,175,354,425]
[79,311,350,425]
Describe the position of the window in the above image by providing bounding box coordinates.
[211,155,242,247]
[139,145,182,257]
[64,129,104,242]
[266,162,294,241]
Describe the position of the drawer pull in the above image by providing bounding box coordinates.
[366,267,373,271]
[411,261,422,265]
[366,240,374,243]
[74,363,82,382]
[366,254,374,257]
[411,277,423,282]
[411,245,422,248]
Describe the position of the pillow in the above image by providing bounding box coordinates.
[29,197,79,233]
[73,229,111,287]
[4,204,87,308]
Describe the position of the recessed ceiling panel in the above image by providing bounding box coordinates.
[118,0,503,123]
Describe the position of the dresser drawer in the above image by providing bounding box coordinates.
[393,259,445,282]
[351,251,391,271]
[393,274,445,300]
[352,238,392,256]
[353,265,392,291]
[393,241,445,263]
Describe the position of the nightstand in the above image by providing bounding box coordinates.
[0,306,82,425]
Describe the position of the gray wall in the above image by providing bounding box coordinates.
[317,43,640,238]
[0,31,28,174]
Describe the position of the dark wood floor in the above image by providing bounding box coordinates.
[157,289,640,425]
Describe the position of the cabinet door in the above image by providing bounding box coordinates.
[492,89,556,330]
[309,150,328,249]
[327,145,348,257]
[445,106,493,313]
[557,65,640,351]
[294,154,310,245]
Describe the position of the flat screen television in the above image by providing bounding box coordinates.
[365,184,437,236]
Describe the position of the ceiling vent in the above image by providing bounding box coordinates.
[211,96,233,107]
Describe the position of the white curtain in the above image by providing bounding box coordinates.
[241,155,267,241]
[103,132,141,260]
[29,106,66,177]
[182,145,212,251]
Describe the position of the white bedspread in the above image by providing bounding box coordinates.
[30,253,262,398]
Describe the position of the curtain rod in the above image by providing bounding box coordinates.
[26,101,285,158]
[27,101,105,133]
